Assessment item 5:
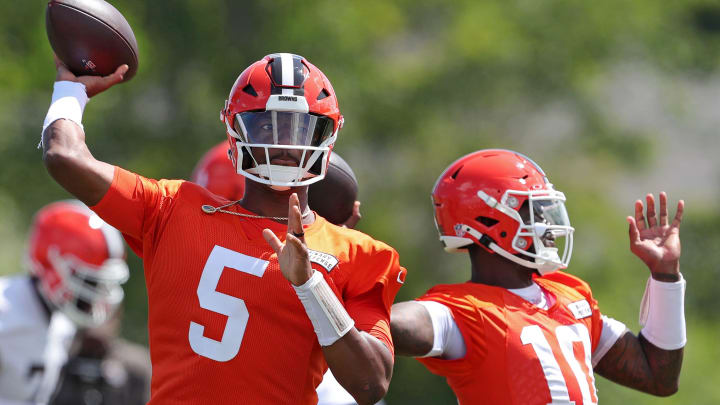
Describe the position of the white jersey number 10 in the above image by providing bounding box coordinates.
[521,323,597,405]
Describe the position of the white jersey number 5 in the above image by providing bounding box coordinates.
[188,245,268,362]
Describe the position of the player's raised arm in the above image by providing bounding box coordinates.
[594,192,685,396]
[263,194,393,404]
[41,58,127,206]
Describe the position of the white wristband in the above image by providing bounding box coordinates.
[40,81,88,144]
[293,270,354,346]
[639,273,686,350]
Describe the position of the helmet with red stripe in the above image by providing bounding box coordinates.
[27,201,129,327]
[432,149,574,274]
[221,53,343,189]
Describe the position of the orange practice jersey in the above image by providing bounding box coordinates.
[417,272,604,405]
[91,167,406,405]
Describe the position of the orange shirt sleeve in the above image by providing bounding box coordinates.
[90,166,183,256]
[415,288,486,377]
[341,241,406,355]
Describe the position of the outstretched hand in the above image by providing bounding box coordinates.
[262,193,314,286]
[627,192,684,281]
[54,54,127,98]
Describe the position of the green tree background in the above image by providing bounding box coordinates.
[1,1,719,403]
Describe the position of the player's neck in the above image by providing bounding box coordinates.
[468,245,535,289]
[239,181,314,225]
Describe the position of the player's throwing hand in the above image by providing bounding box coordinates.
[263,193,314,286]
[54,54,127,98]
[627,192,684,281]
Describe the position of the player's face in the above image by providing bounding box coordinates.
[519,201,556,248]
[236,111,333,147]
[235,111,334,168]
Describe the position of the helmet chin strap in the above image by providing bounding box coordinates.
[455,224,562,275]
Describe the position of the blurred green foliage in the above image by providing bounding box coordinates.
[1,1,718,403]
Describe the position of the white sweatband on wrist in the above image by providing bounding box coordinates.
[293,270,354,346]
[417,300,466,360]
[638,273,686,350]
[40,81,89,146]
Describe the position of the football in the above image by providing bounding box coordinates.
[46,0,139,81]
[309,152,359,225]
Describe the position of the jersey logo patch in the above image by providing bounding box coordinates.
[567,300,592,319]
[308,249,339,272]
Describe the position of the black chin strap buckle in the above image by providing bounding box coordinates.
[478,233,495,249]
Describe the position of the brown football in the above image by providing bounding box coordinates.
[46,0,139,81]
[308,152,359,226]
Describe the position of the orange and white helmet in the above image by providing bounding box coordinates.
[432,149,574,274]
[27,201,129,328]
[221,53,342,189]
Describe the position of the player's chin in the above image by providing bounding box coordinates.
[264,182,309,193]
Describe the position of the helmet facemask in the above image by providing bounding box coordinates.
[226,110,336,189]
[43,246,129,328]
[476,188,574,274]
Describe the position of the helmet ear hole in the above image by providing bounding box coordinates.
[317,89,330,100]
[242,84,258,97]
[450,166,463,180]
[476,216,499,227]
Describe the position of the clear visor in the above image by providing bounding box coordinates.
[507,190,574,273]
[528,199,571,237]
[234,111,334,147]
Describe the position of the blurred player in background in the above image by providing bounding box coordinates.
[192,145,377,405]
[41,53,405,404]
[191,142,246,202]
[49,307,151,405]
[0,201,128,404]
[390,149,686,404]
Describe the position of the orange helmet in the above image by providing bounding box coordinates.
[191,142,245,200]
[432,149,574,274]
[27,201,129,327]
[221,53,342,189]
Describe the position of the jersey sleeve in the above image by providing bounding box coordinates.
[90,166,183,256]
[591,315,627,366]
[340,241,406,355]
[415,288,486,377]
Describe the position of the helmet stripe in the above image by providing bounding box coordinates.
[269,53,307,96]
[279,53,294,95]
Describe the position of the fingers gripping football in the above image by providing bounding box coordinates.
[341,201,362,229]
[54,54,127,98]
[262,194,314,286]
